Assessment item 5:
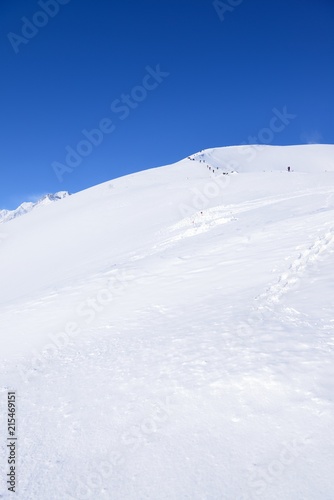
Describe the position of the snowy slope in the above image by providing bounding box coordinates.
[192,144,334,173]
[0,191,70,224]
[1,145,334,499]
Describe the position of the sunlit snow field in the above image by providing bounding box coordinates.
[1,145,334,499]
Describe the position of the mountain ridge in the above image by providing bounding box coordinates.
[2,144,334,226]
[0,191,70,224]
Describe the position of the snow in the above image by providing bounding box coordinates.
[0,191,70,224]
[1,144,334,499]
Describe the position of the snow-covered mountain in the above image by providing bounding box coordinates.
[1,145,334,499]
[0,191,70,224]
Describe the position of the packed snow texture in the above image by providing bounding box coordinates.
[1,145,334,499]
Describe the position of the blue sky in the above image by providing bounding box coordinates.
[1,0,333,209]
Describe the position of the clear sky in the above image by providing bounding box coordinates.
[1,0,333,208]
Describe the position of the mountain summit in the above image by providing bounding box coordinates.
[0,191,70,224]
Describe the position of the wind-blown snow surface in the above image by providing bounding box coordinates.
[1,144,334,499]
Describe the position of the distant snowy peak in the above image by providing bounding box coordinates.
[0,191,70,224]
[34,191,70,206]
